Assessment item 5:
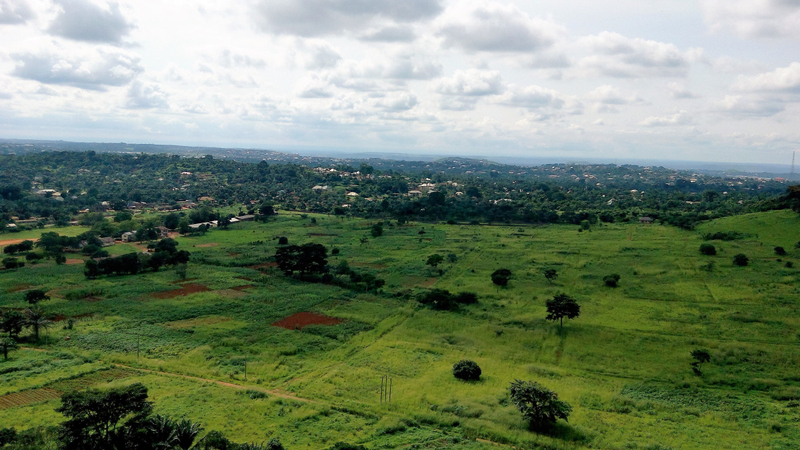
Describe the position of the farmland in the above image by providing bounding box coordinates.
[1,209,800,449]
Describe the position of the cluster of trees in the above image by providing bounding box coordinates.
[1,306,52,344]
[0,383,285,450]
[84,239,189,278]
[418,289,477,311]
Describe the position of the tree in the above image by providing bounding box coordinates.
[426,254,443,269]
[452,360,481,381]
[491,269,512,286]
[733,253,749,266]
[508,380,571,430]
[57,383,153,450]
[178,219,191,235]
[603,274,621,287]
[24,307,53,341]
[24,289,50,305]
[0,337,18,361]
[163,213,181,230]
[259,203,275,216]
[699,243,716,255]
[275,243,327,278]
[174,417,203,450]
[775,246,787,256]
[543,268,557,284]
[545,294,581,328]
[1,311,25,338]
[2,257,23,269]
[371,223,383,238]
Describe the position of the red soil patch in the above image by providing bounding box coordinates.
[307,233,339,237]
[229,285,255,291]
[196,243,219,248]
[272,312,343,330]
[250,262,278,270]
[235,276,253,281]
[0,388,61,410]
[170,277,198,284]
[7,283,34,292]
[0,239,28,248]
[65,259,83,265]
[52,313,94,322]
[229,252,239,256]
[151,283,210,299]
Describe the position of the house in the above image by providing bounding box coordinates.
[236,215,255,221]
[100,237,116,247]
[121,231,137,242]
[639,217,654,224]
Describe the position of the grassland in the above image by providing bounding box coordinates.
[1,210,799,449]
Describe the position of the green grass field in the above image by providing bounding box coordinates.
[1,211,799,449]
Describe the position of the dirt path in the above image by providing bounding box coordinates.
[109,363,312,403]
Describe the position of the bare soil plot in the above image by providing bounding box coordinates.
[229,285,255,291]
[272,312,343,330]
[196,243,219,248]
[7,283,33,292]
[65,259,83,265]
[151,283,210,299]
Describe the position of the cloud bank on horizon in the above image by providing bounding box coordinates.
[0,0,798,163]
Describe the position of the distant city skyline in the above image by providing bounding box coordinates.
[0,0,798,164]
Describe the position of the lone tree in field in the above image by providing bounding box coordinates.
[508,379,571,431]
[545,294,581,328]
[603,274,621,287]
[452,360,482,381]
[24,307,53,341]
[0,337,18,361]
[275,243,328,278]
[426,254,444,269]
[733,253,749,266]
[491,269,512,287]
[699,243,716,255]
[543,268,557,284]
[24,289,50,305]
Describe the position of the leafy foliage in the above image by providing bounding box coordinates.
[733,253,749,266]
[491,269,512,286]
[508,380,571,430]
[699,243,716,255]
[603,274,621,287]
[545,294,581,328]
[452,360,482,381]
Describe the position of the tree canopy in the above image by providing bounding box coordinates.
[545,294,581,328]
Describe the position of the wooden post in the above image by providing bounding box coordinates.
[389,377,392,403]
[137,334,140,360]
[244,358,247,381]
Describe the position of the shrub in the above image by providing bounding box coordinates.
[453,360,481,381]
[699,243,717,255]
[775,246,787,256]
[786,261,794,268]
[603,274,621,287]
[733,253,749,266]
[277,236,288,245]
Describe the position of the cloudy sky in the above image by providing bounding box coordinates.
[0,0,798,163]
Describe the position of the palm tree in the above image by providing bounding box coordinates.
[147,414,177,449]
[23,307,53,341]
[174,418,203,450]
[0,337,18,361]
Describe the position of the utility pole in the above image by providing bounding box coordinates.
[137,334,140,360]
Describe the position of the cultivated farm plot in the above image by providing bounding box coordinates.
[1,211,800,449]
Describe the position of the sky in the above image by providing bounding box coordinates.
[0,0,799,164]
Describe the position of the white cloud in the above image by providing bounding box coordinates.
[667,82,699,99]
[434,69,504,96]
[640,110,692,126]
[585,85,641,104]
[717,95,786,116]
[297,41,342,70]
[701,0,800,39]
[374,92,418,112]
[48,0,135,44]
[252,0,443,37]
[358,25,417,42]
[733,62,800,92]
[437,1,564,53]
[576,32,703,78]
[294,77,334,98]
[0,0,34,24]
[11,45,142,90]
[498,84,564,111]
[125,80,168,109]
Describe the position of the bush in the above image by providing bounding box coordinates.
[326,443,367,450]
[491,269,512,286]
[278,236,288,245]
[603,274,621,287]
[453,360,481,381]
[733,253,749,266]
[699,243,717,255]
[786,261,794,268]
[775,246,787,256]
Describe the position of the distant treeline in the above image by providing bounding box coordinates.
[0,150,794,231]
